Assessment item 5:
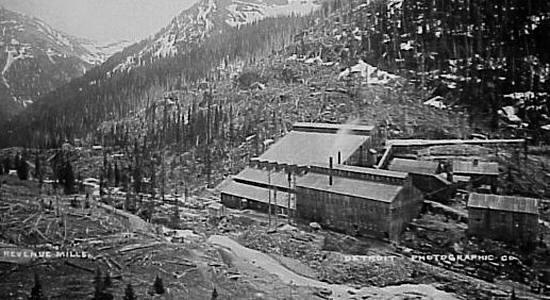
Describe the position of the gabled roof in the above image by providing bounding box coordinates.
[388,158,439,175]
[258,131,369,166]
[453,160,499,176]
[221,180,295,209]
[296,172,402,202]
[467,193,539,215]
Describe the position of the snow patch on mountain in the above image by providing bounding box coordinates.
[153,33,178,58]
[198,0,217,31]
[46,48,57,64]
[225,0,319,27]
[111,0,218,74]
[2,46,34,88]
[110,0,320,74]
[33,18,74,50]
[79,39,134,65]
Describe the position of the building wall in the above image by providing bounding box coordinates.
[296,187,390,239]
[221,192,293,216]
[389,185,424,240]
[468,208,539,244]
[456,174,497,192]
[409,173,454,201]
[341,135,374,167]
[308,165,406,186]
[221,193,243,209]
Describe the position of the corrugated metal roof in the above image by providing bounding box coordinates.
[234,167,291,190]
[388,158,439,174]
[467,193,539,214]
[292,122,374,135]
[221,180,295,209]
[259,131,369,166]
[453,160,499,176]
[296,172,402,202]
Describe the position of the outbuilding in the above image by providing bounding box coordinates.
[467,193,539,245]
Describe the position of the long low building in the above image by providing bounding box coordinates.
[221,166,295,215]
[221,180,295,214]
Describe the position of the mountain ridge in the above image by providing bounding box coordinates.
[0,7,132,119]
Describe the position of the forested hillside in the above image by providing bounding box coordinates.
[310,0,549,136]
[2,0,549,149]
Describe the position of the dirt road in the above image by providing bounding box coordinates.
[208,235,459,300]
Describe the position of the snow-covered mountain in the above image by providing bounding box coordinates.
[0,7,130,118]
[111,0,320,73]
[77,38,134,65]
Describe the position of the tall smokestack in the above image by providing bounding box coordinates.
[337,151,341,164]
[329,156,333,186]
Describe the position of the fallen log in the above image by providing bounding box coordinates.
[118,242,162,253]
[22,212,39,224]
[165,260,197,267]
[64,260,94,273]
[106,255,123,270]
[101,256,113,269]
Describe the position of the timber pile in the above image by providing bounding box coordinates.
[0,178,257,299]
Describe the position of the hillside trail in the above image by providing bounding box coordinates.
[208,235,459,300]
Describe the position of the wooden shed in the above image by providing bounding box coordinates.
[454,160,499,192]
[467,193,539,245]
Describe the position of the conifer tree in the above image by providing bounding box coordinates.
[114,163,120,187]
[153,275,164,294]
[123,283,136,300]
[93,267,104,299]
[172,197,180,229]
[103,272,112,289]
[16,152,29,180]
[63,160,75,195]
[93,267,113,300]
[34,154,42,183]
[29,273,44,300]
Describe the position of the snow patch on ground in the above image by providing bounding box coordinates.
[424,96,447,109]
[498,106,522,123]
[338,59,399,85]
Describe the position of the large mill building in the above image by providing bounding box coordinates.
[220,122,423,241]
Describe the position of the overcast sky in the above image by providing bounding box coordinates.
[0,0,198,44]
